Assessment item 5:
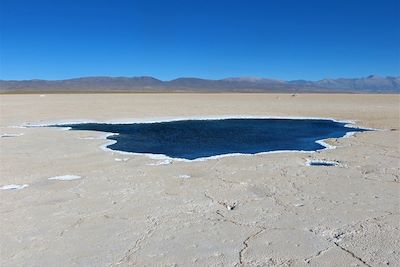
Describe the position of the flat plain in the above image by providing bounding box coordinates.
[0,93,399,266]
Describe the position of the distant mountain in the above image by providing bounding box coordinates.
[0,75,399,93]
[222,77,284,84]
[312,75,400,92]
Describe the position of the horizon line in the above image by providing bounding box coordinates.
[1,74,399,83]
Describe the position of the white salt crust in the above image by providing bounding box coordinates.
[48,175,82,181]
[1,184,29,190]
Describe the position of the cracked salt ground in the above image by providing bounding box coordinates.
[1,94,398,266]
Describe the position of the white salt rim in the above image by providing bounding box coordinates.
[48,175,82,181]
[1,184,29,190]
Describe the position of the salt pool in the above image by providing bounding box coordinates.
[47,118,369,160]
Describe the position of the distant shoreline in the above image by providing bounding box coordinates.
[1,90,398,94]
[1,75,399,94]
[0,89,400,95]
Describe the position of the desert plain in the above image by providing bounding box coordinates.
[0,93,399,266]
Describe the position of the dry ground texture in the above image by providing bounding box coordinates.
[0,93,399,266]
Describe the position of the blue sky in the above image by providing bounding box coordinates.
[0,0,399,80]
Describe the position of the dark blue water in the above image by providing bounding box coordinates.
[54,119,368,160]
[308,161,338,166]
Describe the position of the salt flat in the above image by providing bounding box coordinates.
[0,93,399,266]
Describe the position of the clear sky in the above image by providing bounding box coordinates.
[0,0,399,81]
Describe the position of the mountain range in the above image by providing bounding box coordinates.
[0,75,399,93]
